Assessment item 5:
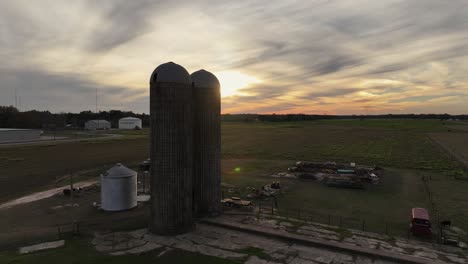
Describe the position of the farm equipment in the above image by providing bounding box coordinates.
[221,197,253,208]
[325,174,364,189]
[440,221,461,246]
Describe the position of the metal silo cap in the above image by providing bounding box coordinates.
[191,69,220,89]
[150,62,192,84]
[102,163,137,178]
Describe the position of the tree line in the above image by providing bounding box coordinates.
[0,105,466,129]
[223,113,468,122]
[0,106,149,129]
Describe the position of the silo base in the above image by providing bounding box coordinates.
[149,223,195,236]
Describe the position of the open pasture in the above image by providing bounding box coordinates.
[222,120,459,170]
[429,132,468,169]
[1,119,467,238]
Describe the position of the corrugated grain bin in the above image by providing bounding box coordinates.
[149,62,194,235]
[191,69,221,217]
[101,163,137,211]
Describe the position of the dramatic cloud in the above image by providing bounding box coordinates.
[0,0,467,114]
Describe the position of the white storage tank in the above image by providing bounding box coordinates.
[101,163,137,211]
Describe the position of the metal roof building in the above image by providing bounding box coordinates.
[118,117,142,130]
[101,163,137,211]
[191,69,221,217]
[84,120,111,130]
[149,62,194,235]
[0,128,41,143]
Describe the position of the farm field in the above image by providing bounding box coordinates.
[1,119,467,239]
[0,138,149,202]
[1,119,459,203]
[429,132,468,168]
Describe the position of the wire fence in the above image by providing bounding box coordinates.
[423,174,468,242]
[255,199,408,238]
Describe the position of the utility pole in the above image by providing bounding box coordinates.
[14,88,17,108]
[96,88,98,113]
[69,172,74,199]
[96,88,100,132]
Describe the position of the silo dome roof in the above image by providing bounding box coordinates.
[191,69,220,89]
[150,62,191,84]
[102,163,137,178]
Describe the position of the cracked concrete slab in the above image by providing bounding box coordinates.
[92,214,467,264]
[18,240,65,254]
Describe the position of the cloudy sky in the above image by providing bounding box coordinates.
[1,0,467,114]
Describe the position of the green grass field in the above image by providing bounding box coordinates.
[221,120,459,170]
[1,119,467,248]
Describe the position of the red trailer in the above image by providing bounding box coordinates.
[410,208,432,236]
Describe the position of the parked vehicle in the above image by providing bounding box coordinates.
[410,208,432,236]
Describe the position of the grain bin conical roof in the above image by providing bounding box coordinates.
[150,62,191,84]
[102,163,136,178]
[191,69,220,89]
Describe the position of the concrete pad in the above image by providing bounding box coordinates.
[287,257,316,264]
[412,251,440,261]
[128,228,149,239]
[270,253,288,262]
[245,256,269,264]
[299,225,339,236]
[19,240,65,254]
[279,222,294,227]
[96,244,114,253]
[446,255,468,264]
[125,242,162,254]
[245,255,282,264]
[158,247,172,257]
[142,233,178,247]
[195,244,247,260]
[137,195,150,202]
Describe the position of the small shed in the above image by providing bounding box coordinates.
[118,117,142,130]
[101,163,137,211]
[85,120,111,130]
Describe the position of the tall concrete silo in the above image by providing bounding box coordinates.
[150,62,194,235]
[191,69,221,217]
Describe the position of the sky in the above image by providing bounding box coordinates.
[0,0,467,115]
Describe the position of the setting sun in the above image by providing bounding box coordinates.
[215,71,261,97]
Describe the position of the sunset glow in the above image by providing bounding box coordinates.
[0,1,467,114]
[215,71,262,98]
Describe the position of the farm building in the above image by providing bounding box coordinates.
[84,120,111,130]
[118,117,142,130]
[0,128,41,143]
